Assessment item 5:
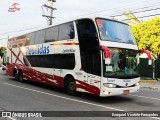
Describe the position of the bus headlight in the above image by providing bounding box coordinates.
[135,82,139,86]
[103,83,116,88]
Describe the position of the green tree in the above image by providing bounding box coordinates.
[0,46,6,58]
[131,17,160,57]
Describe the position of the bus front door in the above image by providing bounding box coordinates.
[80,51,101,95]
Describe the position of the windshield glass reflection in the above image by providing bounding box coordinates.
[96,18,136,44]
[104,48,140,79]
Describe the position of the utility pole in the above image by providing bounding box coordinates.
[42,0,56,25]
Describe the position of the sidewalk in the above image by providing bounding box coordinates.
[140,81,160,90]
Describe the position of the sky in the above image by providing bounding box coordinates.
[0,0,160,46]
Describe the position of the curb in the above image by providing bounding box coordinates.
[141,86,160,90]
[140,80,158,82]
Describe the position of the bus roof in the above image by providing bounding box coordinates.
[8,16,128,40]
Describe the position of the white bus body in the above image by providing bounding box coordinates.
[6,17,146,97]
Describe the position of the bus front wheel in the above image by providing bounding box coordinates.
[65,77,76,95]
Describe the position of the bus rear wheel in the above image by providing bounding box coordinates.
[13,69,18,81]
[18,71,24,82]
[65,77,76,95]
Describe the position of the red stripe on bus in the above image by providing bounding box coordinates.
[76,80,100,96]
[9,48,24,65]
[50,43,79,46]
[14,51,21,64]
[7,63,100,96]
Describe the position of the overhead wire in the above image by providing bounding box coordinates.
[0,0,160,39]
[109,4,160,17]
[53,0,160,24]
[0,24,47,35]
[0,38,8,40]
[53,1,160,25]
[67,0,160,18]
[122,14,160,21]
[96,1,160,18]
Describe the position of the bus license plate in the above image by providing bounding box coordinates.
[123,90,130,94]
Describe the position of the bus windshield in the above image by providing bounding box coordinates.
[96,18,136,44]
[104,48,140,79]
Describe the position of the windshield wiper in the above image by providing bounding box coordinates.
[114,38,127,43]
[127,39,134,44]
[113,70,124,76]
[114,37,122,41]
[106,70,124,76]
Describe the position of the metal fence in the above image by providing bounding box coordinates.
[155,59,160,79]
[138,58,153,79]
[138,58,160,80]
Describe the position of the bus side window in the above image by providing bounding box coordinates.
[58,22,75,40]
[81,52,87,71]
[53,54,75,70]
[35,30,45,44]
[87,51,101,76]
[26,33,35,45]
[76,19,98,50]
[45,26,58,42]
[81,51,101,76]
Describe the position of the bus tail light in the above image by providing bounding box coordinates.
[103,83,116,88]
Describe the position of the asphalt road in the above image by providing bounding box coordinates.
[0,69,160,120]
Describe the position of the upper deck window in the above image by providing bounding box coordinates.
[26,33,35,45]
[45,26,58,42]
[96,18,136,45]
[58,22,75,40]
[35,30,45,44]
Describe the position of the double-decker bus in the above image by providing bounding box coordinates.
[6,17,152,96]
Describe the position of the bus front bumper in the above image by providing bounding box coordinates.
[100,85,140,97]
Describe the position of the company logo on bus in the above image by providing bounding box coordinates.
[107,79,115,83]
[63,49,76,53]
[8,3,20,12]
[26,45,50,55]
[123,79,131,82]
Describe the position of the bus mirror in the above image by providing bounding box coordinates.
[139,49,152,65]
[101,46,111,64]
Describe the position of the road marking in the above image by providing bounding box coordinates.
[4,82,160,120]
[129,94,160,101]
[4,82,123,111]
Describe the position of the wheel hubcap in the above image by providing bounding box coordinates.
[69,82,75,91]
